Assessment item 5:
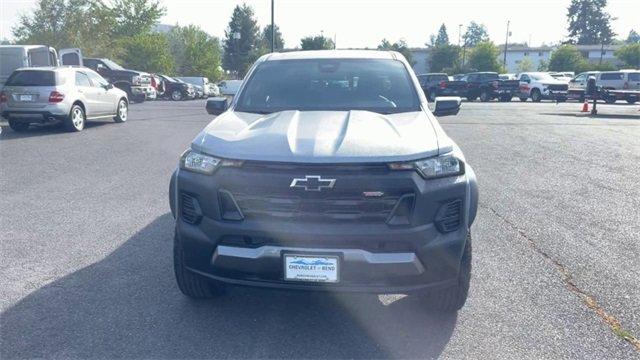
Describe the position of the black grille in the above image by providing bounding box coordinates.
[435,199,462,233]
[232,193,401,222]
[547,84,568,91]
[180,193,202,224]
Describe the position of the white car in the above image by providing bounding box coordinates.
[218,80,243,96]
[516,72,569,102]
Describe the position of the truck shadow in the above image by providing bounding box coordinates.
[1,214,457,359]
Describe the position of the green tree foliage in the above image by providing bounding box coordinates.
[377,39,415,66]
[300,35,335,50]
[120,33,174,74]
[109,0,166,37]
[429,45,460,72]
[626,30,640,44]
[434,24,449,46]
[537,59,549,71]
[467,42,503,72]
[222,4,261,78]
[260,24,284,52]
[167,25,223,81]
[567,0,615,44]
[517,57,534,72]
[463,22,489,47]
[548,45,587,72]
[615,43,640,68]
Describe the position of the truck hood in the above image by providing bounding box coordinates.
[191,110,442,163]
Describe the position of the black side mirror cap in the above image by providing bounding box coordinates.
[206,97,229,115]
[433,97,461,117]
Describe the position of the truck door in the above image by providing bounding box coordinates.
[27,47,51,66]
[59,48,83,67]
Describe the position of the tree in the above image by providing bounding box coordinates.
[259,24,284,52]
[434,24,449,46]
[626,30,640,44]
[615,43,640,68]
[537,59,549,71]
[377,39,415,66]
[548,45,587,73]
[120,33,174,74]
[222,4,260,78]
[463,22,489,47]
[300,35,334,50]
[517,57,534,72]
[109,0,166,37]
[467,42,503,72]
[168,25,223,81]
[429,45,460,72]
[567,0,615,45]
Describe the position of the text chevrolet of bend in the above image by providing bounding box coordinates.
[170,50,479,311]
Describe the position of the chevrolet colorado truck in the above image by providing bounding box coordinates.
[169,50,479,312]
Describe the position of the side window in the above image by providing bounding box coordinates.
[574,74,586,82]
[600,73,623,80]
[86,71,108,87]
[628,73,640,81]
[520,74,530,82]
[75,72,92,87]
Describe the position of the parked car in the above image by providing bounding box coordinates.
[0,67,128,132]
[218,80,243,96]
[171,50,478,312]
[439,72,520,102]
[516,72,569,102]
[208,82,221,97]
[0,45,81,87]
[83,58,151,103]
[417,73,449,101]
[159,75,195,101]
[567,71,600,101]
[177,77,212,97]
[596,70,640,104]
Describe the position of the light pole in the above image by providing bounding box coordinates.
[458,24,462,47]
[503,20,510,70]
[270,0,275,53]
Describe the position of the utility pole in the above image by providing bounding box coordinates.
[270,0,275,53]
[599,41,604,65]
[458,24,462,47]
[503,20,510,69]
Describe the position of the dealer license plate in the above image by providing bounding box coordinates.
[284,255,339,283]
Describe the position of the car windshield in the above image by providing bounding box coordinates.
[531,73,555,81]
[5,70,56,86]
[101,59,124,70]
[235,59,421,114]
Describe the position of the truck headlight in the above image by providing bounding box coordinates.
[180,150,220,174]
[389,154,464,179]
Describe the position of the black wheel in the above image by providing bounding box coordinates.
[420,232,472,312]
[479,89,491,102]
[171,90,183,101]
[8,119,29,132]
[626,96,637,104]
[604,95,616,104]
[466,95,477,102]
[500,95,512,102]
[519,97,528,102]
[531,89,542,102]
[64,104,85,132]
[114,99,128,123]
[174,231,225,298]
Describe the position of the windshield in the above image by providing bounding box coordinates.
[235,59,421,114]
[101,59,124,70]
[531,73,555,81]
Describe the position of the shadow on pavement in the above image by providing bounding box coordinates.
[1,214,457,359]
[539,112,640,120]
[0,121,114,140]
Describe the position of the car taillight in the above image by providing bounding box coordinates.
[49,91,65,103]
[0,91,7,103]
[439,80,447,89]
[623,81,629,89]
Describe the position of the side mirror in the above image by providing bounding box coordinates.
[104,83,114,90]
[433,97,461,117]
[524,79,531,84]
[206,97,228,115]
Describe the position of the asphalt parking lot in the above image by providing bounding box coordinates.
[1,99,639,359]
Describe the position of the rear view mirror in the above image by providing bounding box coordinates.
[433,97,461,117]
[206,97,228,115]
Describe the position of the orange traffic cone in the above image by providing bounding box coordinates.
[581,100,589,112]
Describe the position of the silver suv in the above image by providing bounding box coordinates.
[1,67,128,132]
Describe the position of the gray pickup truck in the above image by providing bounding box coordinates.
[170,50,479,312]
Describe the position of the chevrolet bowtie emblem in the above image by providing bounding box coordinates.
[290,175,336,192]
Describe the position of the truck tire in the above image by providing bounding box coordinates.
[113,99,128,123]
[466,95,477,102]
[604,95,616,104]
[479,89,491,102]
[8,119,29,132]
[626,96,638,104]
[531,89,542,102]
[421,232,472,312]
[174,230,225,298]
[64,104,85,132]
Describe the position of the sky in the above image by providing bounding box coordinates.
[1,0,638,48]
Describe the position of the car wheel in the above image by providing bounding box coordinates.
[626,96,638,104]
[8,119,29,132]
[171,90,183,101]
[421,232,472,312]
[466,95,477,102]
[114,99,128,123]
[64,104,85,132]
[174,230,225,298]
[604,95,616,104]
[531,89,542,102]
[479,90,491,102]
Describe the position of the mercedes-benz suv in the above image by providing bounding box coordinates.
[169,50,479,311]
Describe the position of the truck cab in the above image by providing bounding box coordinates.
[83,58,152,102]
